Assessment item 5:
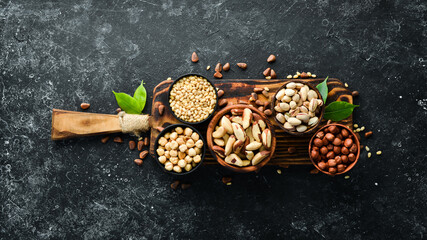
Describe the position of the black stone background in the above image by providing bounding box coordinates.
[1,0,426,239]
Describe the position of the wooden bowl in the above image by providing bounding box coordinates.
[154,123,206,176]
[271,79,325,135]
[309,123,360,176]
[167,73,218,125]
[207,104,276,173]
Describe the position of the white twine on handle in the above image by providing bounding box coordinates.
[118,112,150,136]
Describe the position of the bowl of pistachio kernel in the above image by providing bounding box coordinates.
[168,74,218,124]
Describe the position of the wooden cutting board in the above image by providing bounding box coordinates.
[149,78,353,166]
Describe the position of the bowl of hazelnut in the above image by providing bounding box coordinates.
[154,124,206,175]
[309,123,360,175]
[272,80,325,135]
[207,105,276,173]
[168,74,218,125]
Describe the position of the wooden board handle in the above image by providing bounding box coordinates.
[51,109,122,140]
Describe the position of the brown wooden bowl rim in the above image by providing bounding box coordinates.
[207,104,277,173]
[308,123,360,176]
[271,79,325,135]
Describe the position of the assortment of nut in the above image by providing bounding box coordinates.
[211,107,272,167]
[273,82,323,133]
[156,126,204,173]
[310,125,359,174]
[169,75,217,123]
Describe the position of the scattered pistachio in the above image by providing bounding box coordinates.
[376,151,382,155]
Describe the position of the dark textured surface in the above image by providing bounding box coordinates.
[1,0,426,239]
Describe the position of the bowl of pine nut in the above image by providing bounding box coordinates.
[168,74,218,125]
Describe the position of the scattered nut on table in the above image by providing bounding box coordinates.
[211,107,272,167]
[157,127,203,173]
[169,75,217,123]
[273,82,323,133]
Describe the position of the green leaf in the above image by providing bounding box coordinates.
[112,91,142,114]
[324,101,359,121]
[316,76,329,103]
[133,80,147,111]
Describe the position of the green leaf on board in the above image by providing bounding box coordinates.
[316,76,329,103]
[112,91,142,114]
[324,101,359,121]
[133,80,147,110]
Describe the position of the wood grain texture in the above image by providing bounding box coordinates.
[150,78,353,165]
[51,109,122,140]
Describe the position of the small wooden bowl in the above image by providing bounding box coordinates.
[309,123,360,176]
[271,79,325,135]
[207,104,276,173]
[154,123,206,176]
[167,73,218,125]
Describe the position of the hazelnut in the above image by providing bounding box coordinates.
[325,133,335,141]
[318,161,327,170]
[348,153,356,162]
[313,138,323,147]
[311,150,320,159]
[344,138,353,148]
[341,155,348,163]
[332,138,342,146]
[320,146,328,155]
[337,164,346,172]
[326,151,335,159]
[349,144,358,153]
[316,131,325,139]
[341,147,349,155]
[322,138,329,146]
[341,129,349,138]
[328,126,339,134]
[327,159,337,167]
[327,144,334,151]
[333,146,341,154]
[335,156,342,164]
[328,167,337,174]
